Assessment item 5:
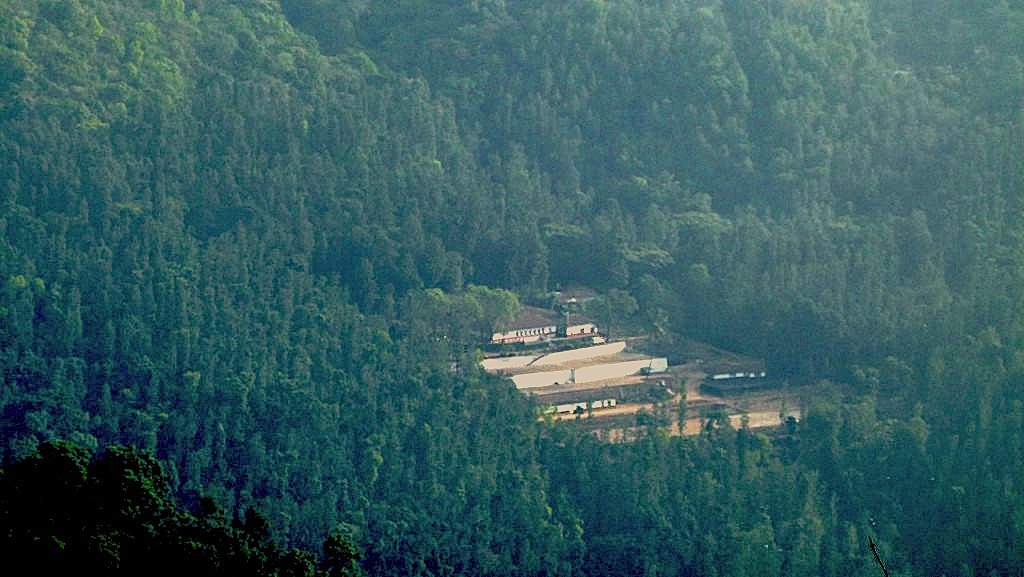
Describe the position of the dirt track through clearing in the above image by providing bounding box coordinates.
[551,366,804,437]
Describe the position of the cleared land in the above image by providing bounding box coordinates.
[552,368,806,439]
[538,348,800,438]
[485,336,801,439]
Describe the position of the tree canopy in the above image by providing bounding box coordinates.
[1,0,1023,575]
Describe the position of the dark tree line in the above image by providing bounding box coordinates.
[0,439,365,576]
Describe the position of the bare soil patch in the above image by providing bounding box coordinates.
[549,362,807,438]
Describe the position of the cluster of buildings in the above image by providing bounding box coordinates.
[479,296,789,434]
[481,305,669,416]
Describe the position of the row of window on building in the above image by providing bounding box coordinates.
[491,323,598,345]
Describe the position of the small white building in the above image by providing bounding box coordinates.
[491,324,559,345]
[554,398,617,414]
[562,323,598,338]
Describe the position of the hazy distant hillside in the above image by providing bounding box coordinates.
[281,0,1024,379]
[2,1,1024,576]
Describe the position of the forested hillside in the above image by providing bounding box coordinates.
[2,0,1023,576]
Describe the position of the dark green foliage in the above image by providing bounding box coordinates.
[1,0,1023,576]
[322,524,365,577]
[0,439,350,576]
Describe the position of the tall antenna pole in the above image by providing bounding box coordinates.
[869,536,889,577]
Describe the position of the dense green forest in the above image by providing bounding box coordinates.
[1,439,367,575]
[1,0,1022,575]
